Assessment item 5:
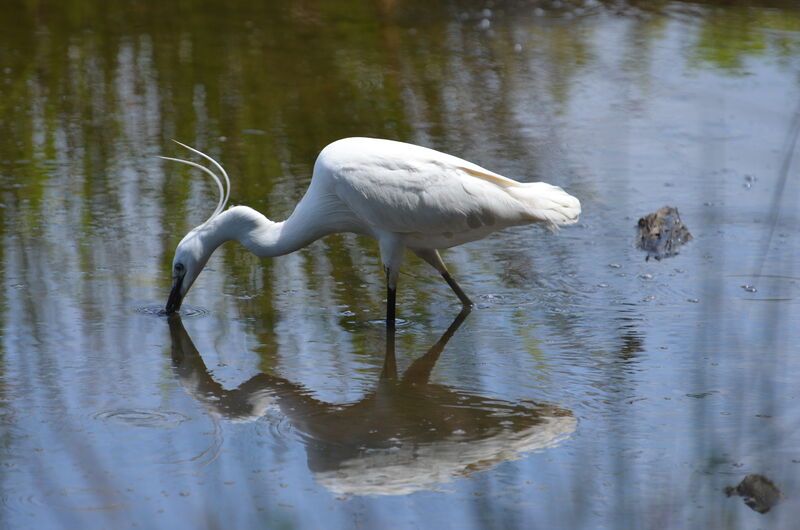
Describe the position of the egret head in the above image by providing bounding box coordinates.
[160,141,230,315]
[165,229,211,314]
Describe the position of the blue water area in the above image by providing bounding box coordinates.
[1,1,799,528]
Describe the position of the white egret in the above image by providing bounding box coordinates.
[163,137,581,326]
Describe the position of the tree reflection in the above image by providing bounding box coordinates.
[168,312,576,495]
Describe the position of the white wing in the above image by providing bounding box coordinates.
[317,138,579,237]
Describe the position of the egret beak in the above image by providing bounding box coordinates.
[165,274,184,314]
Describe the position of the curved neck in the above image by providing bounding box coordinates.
[201,205,329,259]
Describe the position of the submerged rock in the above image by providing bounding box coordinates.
[725,474,784,514]
[635,206,693,261]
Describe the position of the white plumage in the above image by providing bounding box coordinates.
[163,137,580,326]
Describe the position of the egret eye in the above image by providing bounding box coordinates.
[174,263,185,274]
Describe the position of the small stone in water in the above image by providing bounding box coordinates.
[635,206,693,261]
[725,474,783,514]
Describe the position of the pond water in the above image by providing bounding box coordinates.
[2,0,800,528]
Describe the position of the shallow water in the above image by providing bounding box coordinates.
[1,0,800,528]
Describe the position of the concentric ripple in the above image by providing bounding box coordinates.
[92,408,189,428]
[135,304,210,317]
[337,316,415,331]
[38,487,127,512]
[1,487,127,515]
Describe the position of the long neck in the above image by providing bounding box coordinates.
[202,205,329,259]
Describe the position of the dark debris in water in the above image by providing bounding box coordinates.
[635,206,693,261]
[725,474,784,514]
[686,391,716,399]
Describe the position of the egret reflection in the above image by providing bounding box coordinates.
[168,314,576,496]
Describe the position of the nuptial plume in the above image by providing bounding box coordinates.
[159,140,231,226]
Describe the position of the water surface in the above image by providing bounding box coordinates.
[1,0,799,528]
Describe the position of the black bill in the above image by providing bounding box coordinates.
[165,275,184,314]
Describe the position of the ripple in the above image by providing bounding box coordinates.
[1,487,126,514]
[135,304,210,317]
[338,316,414,331]
[92,408,189,428]
[264,414,298,444]
[38,487,126,512]
[0,491,39,516]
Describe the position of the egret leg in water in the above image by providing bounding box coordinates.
[162,138,581,326]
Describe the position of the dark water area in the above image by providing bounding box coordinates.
[1,0,799,528]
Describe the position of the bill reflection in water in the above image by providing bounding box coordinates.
[168,313,576,495]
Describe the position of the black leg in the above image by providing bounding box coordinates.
[386,285,397,330]
[441,270,473,308]
[413,249,474,308]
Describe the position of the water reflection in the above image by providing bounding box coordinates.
[2,0,799,526]
[168,313,576,496]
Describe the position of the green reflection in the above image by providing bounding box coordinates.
[1,0,798,352]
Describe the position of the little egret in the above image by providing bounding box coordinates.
[163,137,581,326]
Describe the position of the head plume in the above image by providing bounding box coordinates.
[159,140,230,226]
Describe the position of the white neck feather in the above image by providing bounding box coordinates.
[198,205,330,259]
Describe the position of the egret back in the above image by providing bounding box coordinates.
[318,137,581,242]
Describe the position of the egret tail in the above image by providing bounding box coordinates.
[506,182,581,229]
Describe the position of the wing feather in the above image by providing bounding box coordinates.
[332,158,525,236]
[316,138,580,239]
